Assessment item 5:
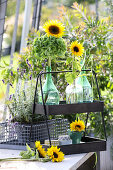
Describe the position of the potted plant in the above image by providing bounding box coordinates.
[6,81,49,144]
[33,20,66,105]
[6,81,69,145]
[68,119,85,144]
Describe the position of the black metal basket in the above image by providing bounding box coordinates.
[0,119,69,150]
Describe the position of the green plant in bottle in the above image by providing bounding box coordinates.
[38,65,59,105]
[33,20,66,105]
[66,41,84,104]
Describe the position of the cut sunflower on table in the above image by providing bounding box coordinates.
[47,146,64,162]
[0,142,64,162]
[43,20,65,38]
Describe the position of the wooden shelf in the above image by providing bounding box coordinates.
[34,100,104,115]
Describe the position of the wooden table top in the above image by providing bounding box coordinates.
[0,149,96,170]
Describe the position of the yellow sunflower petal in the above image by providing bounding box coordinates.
[43,20,65,38]
[70,119,85,132]
[38,147,47,158]
[47,146,64,162]
[35,141,41,148]
[35,141,47,158]
[70,41,84,56]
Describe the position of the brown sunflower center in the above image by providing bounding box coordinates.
[38,150,44,158]
[74,46,79,52]
[76,125,81,128]
[53,152,58,158]
[49,25,59,34]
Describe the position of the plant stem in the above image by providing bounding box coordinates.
[0,157,51,162]
[72,55,75,72]
[72,55,76,85]
[48,56,51,67]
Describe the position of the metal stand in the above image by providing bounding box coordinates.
[30,69,107,147]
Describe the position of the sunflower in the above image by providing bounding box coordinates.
[47,146,64,162]
[43,20,65,38]
[70,41,84,56]
[70,120,85,132]
[35,141,47,158]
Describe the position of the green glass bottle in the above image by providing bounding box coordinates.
[76,69,93,103]
[38,66,59,105]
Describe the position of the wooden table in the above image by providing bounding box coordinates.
[0,149,99,170]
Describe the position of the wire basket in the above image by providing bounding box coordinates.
[0,119,69,149]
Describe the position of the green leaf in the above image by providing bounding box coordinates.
[110,84,113,90]
[107,82,110,88]
[3,60,9,66]
[42,158,51,162]
[26,143,32,152]
[0,64,5,68]
[35,149,39,159]
[65,72,77,85]
[65,72,73,85]
[66,57,72,65]
[20,150,35,159]
[1,69,6,75]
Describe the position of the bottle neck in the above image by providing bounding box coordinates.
[46,66,52,80]
[81,66,85,75]
[80,60,85,74]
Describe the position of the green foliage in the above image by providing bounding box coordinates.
[20,143,50,162]
[104,0,113,21]
[1,1,113,137]
[65,54,81,84]
[0,65,18,85]
[59,3,113,137]
[20,144,36,159]
[33,35,66,59]
[7,81,45,123]
[20,150,35,159]
[63,0,99,7]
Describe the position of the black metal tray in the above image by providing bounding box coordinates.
[34,100,104,115]
[43,136,106,155]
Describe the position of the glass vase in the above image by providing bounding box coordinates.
[38,66,59,105]
[66,80,83,104]
[76,70,93,103]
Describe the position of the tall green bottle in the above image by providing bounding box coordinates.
[76,68,93,103]
[38,66,59,105]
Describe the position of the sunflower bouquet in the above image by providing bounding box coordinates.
[19,141,64,162]
[0,141,64,162]
[68,119,85,144]
[33,20,66,67]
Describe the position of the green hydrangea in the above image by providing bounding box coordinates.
[33,35,66,59]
